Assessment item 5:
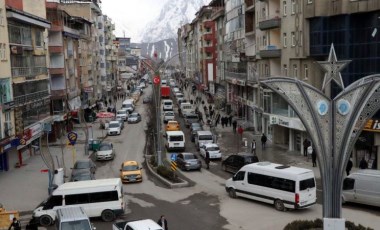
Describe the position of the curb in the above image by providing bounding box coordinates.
[144,154,189,188]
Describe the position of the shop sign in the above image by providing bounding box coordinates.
[25,98,50,111]
[2,101,15,111]
[363,119,380,132]
[29,123,42,137]
[83,87,93,93]
[269,115,305,131]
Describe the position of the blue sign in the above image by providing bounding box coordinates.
[170,153,177,161]
[67,131,78,145]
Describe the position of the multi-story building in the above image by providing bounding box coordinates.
[60,0,103,101]
[0,0,16,171]
[103,15,117,98]
[6,0,51,167]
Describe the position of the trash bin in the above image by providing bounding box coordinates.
[53,168,64,186]
[89,139,101,151]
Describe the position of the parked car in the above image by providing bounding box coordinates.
[139,81,146,88]
[71,159,96,178]
[163,111,175,123]
[116,109,129,121]
[128,112,142,123]
[184,112,199,128]
[120,161,142,183]
[221,153,259,174]
[143,96,152,104]
[166,120,180,131]
[70,169,95,182]
[176,152,202,171]
[199,143,222,160]
[96,142,115,161]
[107,121,121,135]
[190,123,203,142]
[115,118,124,130]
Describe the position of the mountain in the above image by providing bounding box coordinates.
[136,0,210,63]
[140,0,210,43]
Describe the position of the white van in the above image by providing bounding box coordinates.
[225,162,316,211]
[162,99,173,111]
[121,99,135,113]
[165,131,185,151]
[56,207,94,230]
[33,178,125,226]
[113,219,163,230]
[161,79,167,86]
[180,102,193,116]
[195,130,214,150]
[342,169,380,207]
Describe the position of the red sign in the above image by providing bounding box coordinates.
[153,76,160,85]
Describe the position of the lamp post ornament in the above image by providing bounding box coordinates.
[261,44,380,229]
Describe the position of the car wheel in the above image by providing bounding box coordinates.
[228,188,237,198]
[274,199,286,211]
[39,215,53,226]
[101,209,115,222]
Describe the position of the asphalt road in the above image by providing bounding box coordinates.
[47,83,380,230]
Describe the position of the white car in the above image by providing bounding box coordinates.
[139,81,146,88]
[107,121,121,136]
[163,111,175,123]
[96,142,115,160]
[116,109,129,121]
[199,143,222,159]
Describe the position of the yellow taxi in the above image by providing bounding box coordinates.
[120,161,142,183]
[166,120,180,131]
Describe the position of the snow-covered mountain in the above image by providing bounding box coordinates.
[140,0,210,43]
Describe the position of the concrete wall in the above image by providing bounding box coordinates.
[23,0,46,18]
[0,0,11,78]
[61,4,92,22]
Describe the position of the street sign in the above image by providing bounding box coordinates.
[153,76,160,85]
[170,153,177,161]
[170,161,177,171]
[20,138,26,145]
[67,131,78,145]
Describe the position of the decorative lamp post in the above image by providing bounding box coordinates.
[261,44,380,229]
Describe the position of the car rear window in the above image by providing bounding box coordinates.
[187,115,198,119]
[299,178,315,191]
[169,135,183,141]
[164,102,172,105]
[199,135,213,140]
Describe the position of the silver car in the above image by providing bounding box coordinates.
[176,152,202,171]
[96,142,115,161]
[128,112,141,123]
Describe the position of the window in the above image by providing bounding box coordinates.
[261,7,266,19]
[300,178,315,190]
[4,111,12,137]
[343,178,355,190]
[291,0,296,14]
[304,64,309,79]
[293,64,298,77]
[0,8,4,26]
[263,35,267,46]
[43,195,62,210]
[299,31,303,46]
[0,43,5,60]
[283,33,287,47]
[248,173,295,192]
[35,29,43,47]
[291,32,296,46]
[283,64,288,76]
[233,171,245,181]
[89,191,118,203]
[283,1,287,16]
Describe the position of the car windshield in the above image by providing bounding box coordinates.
[192,124,201,128]
[184,154,196,160]
[109,123,119,128]
[165,112,174,116]
[207,146,219,151]
[99,144,112,151]
[74,161,89,169]
[186,115,198,119]
[164,102,172,105]
[123,165,139,171]
[117,111,126,114]
[130,114,138,118]
[72,173,92,181]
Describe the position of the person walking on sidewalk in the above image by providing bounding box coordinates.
[228,115,233,127]
[250,139,256,155]
[359,157,368,169]
[303,138,310,157]
[205,151,210,169]
[312,149,317,167]
[346,158,353,175]
[8,217,21,230]
[157,215,168,230]
[261,133,267,149]
[232,120,237,133]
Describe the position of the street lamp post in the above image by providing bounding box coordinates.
[261,44,380,229]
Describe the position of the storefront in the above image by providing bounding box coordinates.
[354,119,380,169]
[0,138,19,172]
[16,123,42,166]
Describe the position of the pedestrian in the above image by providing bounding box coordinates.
[178,107,182,117]
[203,105,208,112]
[251,139,256,155]
[202,100,205,105]
[210,109,214,118]
[198,111,203,124]
[108,98,112,105]
[346,158,353,175]
[190,99,193,104]
[228,115,233,127]
[221,117,225,128]
[232,120,237,133]
[8,217,21,230]
[105,100,108,107]
[208,104,212,111]
[312,149,317,167]
[307,144,313,159]
[205,150,210,169]
[303,138,310,157]
[359,157,368,169]
[157,215,168,230]
[215,114,220,127]
[261,133,267,149]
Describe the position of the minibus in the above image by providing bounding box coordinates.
[165,131,185,151]
[33,178,124,226]
[194,130,213,150]
[225,162,316,211]
[56,207,94,230]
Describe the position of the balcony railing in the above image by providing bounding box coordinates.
[225,70,247,80]
[11,67,48,77]
[14,90,50,106]
[259,45,281,58]
[259,15,281,30]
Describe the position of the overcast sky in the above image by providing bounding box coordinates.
[101,0,165,42]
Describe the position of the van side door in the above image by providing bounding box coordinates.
[342,178,355,203]
[233,171,248,198]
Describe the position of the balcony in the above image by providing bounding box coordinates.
[67,49,73,57]
[11,67,48,78]
[14,90,50,106]
[211,7,224,20]
[50,23,63,31]
[50,68,65,75]
[202,46,214,53]
[259,16,281,30]
[203,20,213,29]
[49,46,63,53]
[259,45,281,58]
[50,89,66,99]
[225,71,247,81]
[245,0,255,12]
[203,33,213,41]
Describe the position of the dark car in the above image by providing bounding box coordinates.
[70,169,95,182]
[184,113,199,128]
[221,153,259,174]
[176,152,202,171]
[71,159,96,174]
[190,123,204,142]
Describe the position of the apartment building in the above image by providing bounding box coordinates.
[60,0,103,101]
[103,15,117,97]
[0,0,16,171]
[6,0,51,168]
